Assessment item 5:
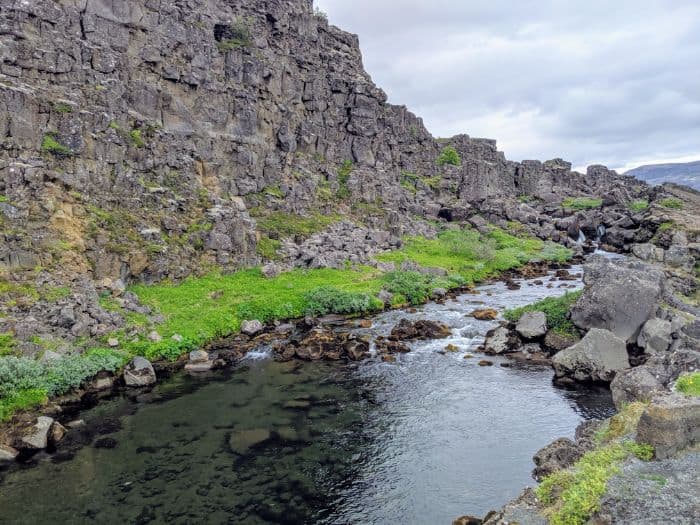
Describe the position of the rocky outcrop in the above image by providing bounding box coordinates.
[636,393,700,459]
[552,328,629,382]
[532,437,584,481]
[515,312,547,339]
[570,257,665,342]
[389,319,451,340]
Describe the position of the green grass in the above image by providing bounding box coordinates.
[0,333,17,357]
[562,197,603,210]
[675,372,700,396]
[129,129,145,148]
[252,210,342,240]
[504,290,582,336]
[536,441,653,525]
[377,227,572,285]
[0,388,48,422]
[628,199,649,212]
[0,195,8,203]
[256,235,282,260]
[52,102,73,114]
[659,197,683,210]
[536,402,653,525]
[436,146,461,166]
[41,133,72,156]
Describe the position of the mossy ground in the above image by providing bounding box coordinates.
[675,372,700,396]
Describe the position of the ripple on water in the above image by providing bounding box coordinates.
[0,265,614,524]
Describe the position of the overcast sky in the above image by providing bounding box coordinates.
[314,0,700,172]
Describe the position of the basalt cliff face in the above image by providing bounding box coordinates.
[0,0,665,350]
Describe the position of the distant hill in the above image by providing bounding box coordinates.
[625,161,700,190]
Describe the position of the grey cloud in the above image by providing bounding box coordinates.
[314,0,700,170]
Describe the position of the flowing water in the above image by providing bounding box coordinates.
[0,263,615,524]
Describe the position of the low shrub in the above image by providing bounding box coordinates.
[304,286,382,316]
[628,199,649,212]
[436,146,461,166]
[382,271,435,305]
[41,133,72,156]
[504,290,582,335]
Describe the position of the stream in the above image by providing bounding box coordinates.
[0,261,616,524]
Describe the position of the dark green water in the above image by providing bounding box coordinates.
[0,266,615,524]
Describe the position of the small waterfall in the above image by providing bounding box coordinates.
[577,230,586,244]
[595,224,606,244]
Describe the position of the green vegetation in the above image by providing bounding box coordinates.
[659,197,683,210]
[657,221,675,233]
[304,286,382,316]
[383,271,464,305]
[216,17,252,51]
[337,160,353,199]
[536,441,653,525]
[256,235,282,260]
[0,349,127,421]
[263,185,284,198]
[129,129,145,148]
[313,7,328,21]
[0,194,8,203]
[517,195,535,203]
[504,290,582,336]
[537,402,653,525]
[52,102,73,114]
[377,227,572,286]
[628,199,649,212]
[561,197,603,210]
[675,372,700,396]
[252,210,341,240]
[41,133,72,156]
[436,146,461,166]
[0,333,17,357]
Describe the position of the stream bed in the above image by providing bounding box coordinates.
[0,263,615,524]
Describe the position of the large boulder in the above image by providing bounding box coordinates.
[0,444,19,462]
[123,356,157,387]
[241,319,264,336]
[570,257,664,342]
[637,318,673,354]
[610,366,665,409]
[636,393,700,459]
[389,319,451,340]
[515,312,547,339]
[484,326,517,354]
[552,328,630,382]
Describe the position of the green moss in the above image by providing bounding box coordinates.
[263,185,284,198]
[659,197,683,210]
[419,175,441,190]
[436,146,461,166]
[216,17,252,51]
[0,195,8,203]
[256,235,282,260]
[252,210,342,240]
[52,102,73,114]
[593,402,648,444]
[628,199,649,212]
[129,129,145,148]
[562,197,603,210]
[657,221,675,232]
[337,160,353,199]
[675,372,700,396]
[41,133,72,156]
[537,441,653,525]
[0,333,17,357]
[504,290,582,336]
[0,388,48,422]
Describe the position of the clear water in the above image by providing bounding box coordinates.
[0,266,614,524]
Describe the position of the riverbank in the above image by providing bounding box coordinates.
[0,226,571,428]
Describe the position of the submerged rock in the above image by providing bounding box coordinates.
[515,311,547,339]
[123,357,157,387]
[552,328,629,382]
[389,319,451,340]
[483,326,517,355]
[228,428,272,455]
[470,308,498,321]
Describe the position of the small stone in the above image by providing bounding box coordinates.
[463,353,474,359]
[107,337,119,347]
[241,319,264,336]
[0,444,19,463]
[185,361,214,373]
[444,344,460,352]
[21,416,54,450]
[478,360,494,366]
[357,319,372,328]
[382,354,396,362]
[470,308,498,321]
[66,420,85,429]
[189,349,209,363]
[148,331,162,342]
[171,333,184,342]
[123,356,156,387]
[49,421,67,445]
[94,437,118,449]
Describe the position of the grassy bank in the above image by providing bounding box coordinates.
[536,403,653,525]
[504,291,582,336]
[0,226,572,422]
